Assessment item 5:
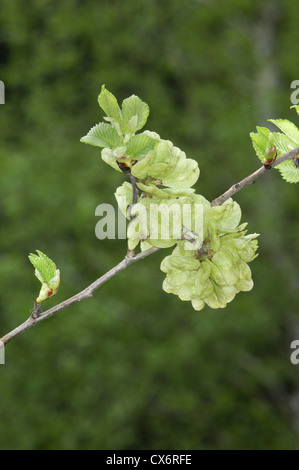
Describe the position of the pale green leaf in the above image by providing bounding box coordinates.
[80,123,123,148]
[276,160,299,183]
[272,132,295,155]
[103,117,122,136]
[250,124,299,183]
[121,95,149,133]
[250,128,269,163]
[98,85,122,124]
[268,119,299,145]
[126,115,138,134]
[256,126,270,138]
[28,250,57,285]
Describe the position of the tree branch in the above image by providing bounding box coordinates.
[211,147,299,206]
[0,247,159,345]
[1,146,298,346]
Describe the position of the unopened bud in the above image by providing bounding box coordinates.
[264,136,277,168]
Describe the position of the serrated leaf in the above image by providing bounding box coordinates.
[250,124,299,183]
[81,123,123,148]
[250,129,269,163]
[103,116,123,136]
[98,85,122,124]
[271,130,299,183]
[126,133,156,157]
[272,132,295,155]
[126,115,139,134]
[256,126,270,138]
[28,250,57,285]
[268,119,299,145]
[121,95,149,134]
[275,159,299,183]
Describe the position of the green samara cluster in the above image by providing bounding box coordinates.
[161,199,259,310]
[81,86,261,310]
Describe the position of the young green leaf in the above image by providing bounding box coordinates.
[121,95,150,134]
[250,122,299,183]
[268,118,299,145]
[98,85,122,124]
[275,160,299,183]
[81,123,123,148]
[29,250,57,284]
[250,127,270,163]
[29,250,60,303]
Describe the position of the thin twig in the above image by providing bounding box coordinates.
[211,147,299,206]
[0,247,159,345]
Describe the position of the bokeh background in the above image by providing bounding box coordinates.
[0,0,299,450]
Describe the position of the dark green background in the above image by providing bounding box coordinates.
[0,0,298,450]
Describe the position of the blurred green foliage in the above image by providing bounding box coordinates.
[0,0,298,450]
